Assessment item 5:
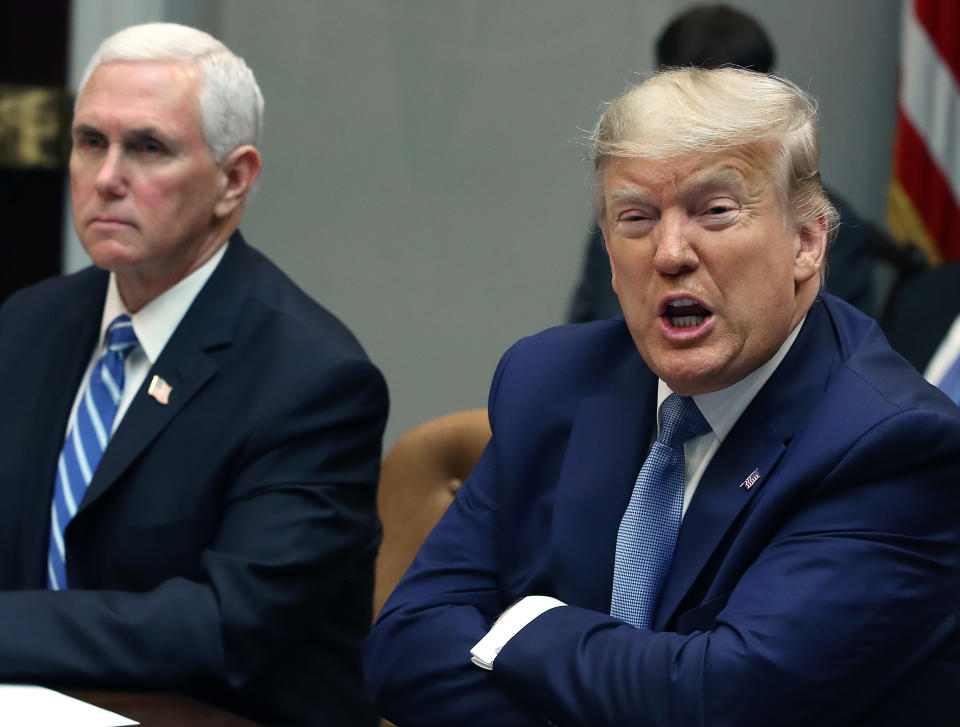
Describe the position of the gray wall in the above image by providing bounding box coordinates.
[68,1,901,447]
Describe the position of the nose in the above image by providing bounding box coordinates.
[652,212,699,275]
[94,146,127,198]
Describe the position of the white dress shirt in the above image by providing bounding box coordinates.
[923,312,960,388]
[61,244,228,444]
[471,315,806,670]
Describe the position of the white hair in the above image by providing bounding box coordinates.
[76,22,263,162]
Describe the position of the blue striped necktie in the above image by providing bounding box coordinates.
[47,314,139,590]
[611,393,710,629]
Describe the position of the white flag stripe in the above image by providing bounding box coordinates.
[49,504,65,559]
[57,456,77,516]
[100,364,122,404]
[83,385,108,449]
[901,4,960,205]
[70,427,92,484]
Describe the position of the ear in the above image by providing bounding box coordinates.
[214,144,262,218]
[793,213,828,286]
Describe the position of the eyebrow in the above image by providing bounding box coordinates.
[71,124,171,144]
[607,169,748,200]
[685,169,748,196]
[608,187,651,204]
[71,123,102,138]
[124,128,170,145]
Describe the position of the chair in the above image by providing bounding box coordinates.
[373,408,491,618]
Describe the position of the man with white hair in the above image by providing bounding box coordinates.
[365,68,960,726]
[0,23,386,726]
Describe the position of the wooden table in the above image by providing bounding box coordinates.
[60,689,262,726]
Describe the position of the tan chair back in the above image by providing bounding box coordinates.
[373,408,491,618]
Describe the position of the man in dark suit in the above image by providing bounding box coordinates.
[0,23,387,726]
[365,68,960,726]
[883,261,960,403]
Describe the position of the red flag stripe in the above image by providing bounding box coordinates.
[914,0,960,87]
[895,108,960,261]
[900,0,960,198]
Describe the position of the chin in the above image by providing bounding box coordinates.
[658,376,703,397]
[645,334,743,394]
[653,357,730,397]
[82,239,141,271]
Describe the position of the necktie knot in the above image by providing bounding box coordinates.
[657,393,710,449]
[105,314,138,355]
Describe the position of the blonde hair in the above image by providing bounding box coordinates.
[590,67,837,240]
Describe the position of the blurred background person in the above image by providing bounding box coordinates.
[883,260,960,404]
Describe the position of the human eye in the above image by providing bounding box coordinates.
[125,131,170,157]
[614,208,656,237]
[706,203,734,214]
[74,130,106,151]
[138,138,167,155]
[699,198,740,227]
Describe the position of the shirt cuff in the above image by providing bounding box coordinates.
[470,595,566,670]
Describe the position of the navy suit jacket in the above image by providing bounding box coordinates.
[0,233,387,726]
[365,294,960,727]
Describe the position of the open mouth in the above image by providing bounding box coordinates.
[662,297,713,328]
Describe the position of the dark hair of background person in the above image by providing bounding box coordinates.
[656,4,775,72]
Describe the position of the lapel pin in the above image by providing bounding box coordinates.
[739,468,760,490]
[148,375,172,405]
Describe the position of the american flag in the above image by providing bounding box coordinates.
[887,0,960,263]
[148,375,172,405]
[739,468,761,491]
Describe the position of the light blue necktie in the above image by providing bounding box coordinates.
[937,352,960,405]
[47,314,139,590]
[611,393,710,629]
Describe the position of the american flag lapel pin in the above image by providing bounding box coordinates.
[148,375,172,405]
[739,468,760,490]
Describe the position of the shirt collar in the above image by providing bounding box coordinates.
[98,242,229,364]
[657,314,807,441]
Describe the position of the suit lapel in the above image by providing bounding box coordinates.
[78,233,256,514]
[550,355,658,612]
[82,337,221,507]
[654,300,841,629]
[654,417,786,629]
